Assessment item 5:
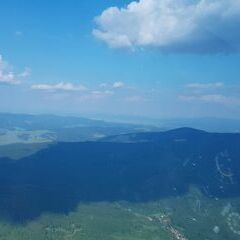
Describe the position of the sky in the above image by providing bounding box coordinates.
[0,0,240,119]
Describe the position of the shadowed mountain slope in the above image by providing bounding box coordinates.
[0,128,240,222]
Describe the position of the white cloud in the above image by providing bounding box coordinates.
[99,82,125,89]
[179,94,240,105]
[78,90,114,101]
[31,82,87,92]
[93,0,240,53]
[186,82,224,89]
[0,55,29,85]
[113,81,125,89]
[0,71,18,85]
[18,67,31,78]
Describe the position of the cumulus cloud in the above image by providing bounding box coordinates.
[31,82,117,103]
[19,67,31,78]
[93,0,240,53]
[0,55,30,85]
[99,82,125,89]
[0,55,18,85]
[31,82,87,92]
[186,82,224,89]
[113,81,125,89]
[0,71,18,85]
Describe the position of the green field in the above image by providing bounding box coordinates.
[0,186,240,240]
[0,129,54,146]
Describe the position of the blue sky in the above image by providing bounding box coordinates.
[0,0,240,119]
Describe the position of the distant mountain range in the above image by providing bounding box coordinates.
[0,127,239,222]
[1,112,240,149]
[0,113,157,146]
[87,114,240,133]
